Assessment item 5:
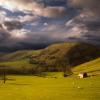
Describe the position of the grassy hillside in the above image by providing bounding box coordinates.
[0,50,41,61]
[0,59,37,74]
[0,42,100,74]
[31,42,100,71]
[0,58,99,100]
[0,42,100,100]
[0,50,42,74]
[72,57,100,75]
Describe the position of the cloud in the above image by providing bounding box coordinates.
[85,21,100,31]
[42,6,66,18]
[0,28,11,44]
[0,0,100,52]
[19,15,39,23]
[65,11,100,44]
[3,20,23,30]
[68,0,100,8]
[66,0,100,43]
[0,0,66,18]
[68,0,100,16]
[9,29,30,39]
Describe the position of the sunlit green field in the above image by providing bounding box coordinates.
[0,57,100,100]
[0,75,100,100]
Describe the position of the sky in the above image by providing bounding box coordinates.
[0,0,100,52]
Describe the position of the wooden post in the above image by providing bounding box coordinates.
[0,66,7,84]
[1,66,7,84]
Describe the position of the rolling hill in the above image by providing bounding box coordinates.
[31,42,100,71]
[0,50,41,61]
[72,57,100,75]
[0,42,100,74]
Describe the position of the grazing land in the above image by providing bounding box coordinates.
[0,58,100,100]
[0,75,100,100]
[0,42,100,100]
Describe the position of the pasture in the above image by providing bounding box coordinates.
[0,74,100,100]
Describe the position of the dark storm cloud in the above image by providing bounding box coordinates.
[85,21,100,31]
[0,24,3,28]
[3,21,23,31]
[68,0,100,16]
[68,0,100,8]
[0,0,100,52]
[66,0,100,45]
[0,29,10,43]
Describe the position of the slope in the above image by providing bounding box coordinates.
[72,57,100,75]
[31,42,100,71]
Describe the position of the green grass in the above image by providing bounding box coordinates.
[0,50,41,61]
[35,72,64,78]
[0,60,37,74]
[0,42,100,100]
[0,50,41,71]
[72,57,100,75]
[0,59,35,68]
[0,75,100,100]
[0,58,100,100]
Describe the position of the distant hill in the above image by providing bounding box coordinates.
[31,42,100,71]
[0,42,100,74]
[0,50,41,61]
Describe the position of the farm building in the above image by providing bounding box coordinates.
[78,73,88,78]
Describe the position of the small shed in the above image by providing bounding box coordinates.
[78,72,88,78]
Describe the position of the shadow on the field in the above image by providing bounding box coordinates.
[87,69,100,76]
[87,69,100,73]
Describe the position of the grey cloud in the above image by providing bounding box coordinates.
[0,0,100,52]
[68,0,100,8]
[3,21,23,31]
[0,29,10,43]
[85,21,100,31]
[68,0,100,16]
[65,9,100,45]
[0,24,3,28]
[0,0,67,18]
